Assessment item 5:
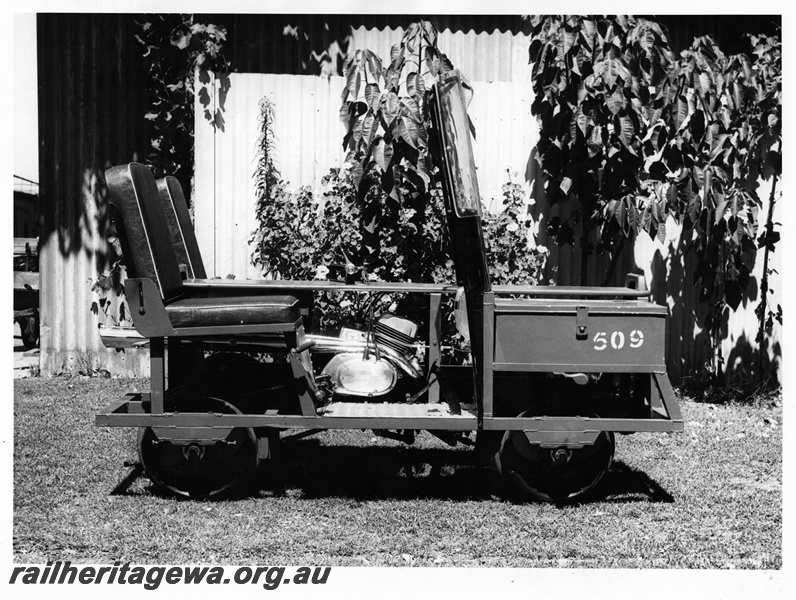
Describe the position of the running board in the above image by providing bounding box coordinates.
[318,402,477,419]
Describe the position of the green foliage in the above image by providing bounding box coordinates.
[482,178,549,286]
[251,85,546,344]
[529,16,676,282]
[340,21,461,270]
[135,14,230,195]
[529,16,782,377]
[250,23,547,343]
[746,34,782,355]
[341,21,455,198]
[89,259,130,328]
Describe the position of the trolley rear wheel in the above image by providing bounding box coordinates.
[494,410,614,504]
[137,389,259,499]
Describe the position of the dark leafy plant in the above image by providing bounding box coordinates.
[483,177,549,286]
[747,34,782,374]
[643,33,781,377]
[339,21,463,273]
[529,16,782,379]
[250,55,546,347]
[529,15,676,285]
[90,259,130,328]
[135,14,230,199]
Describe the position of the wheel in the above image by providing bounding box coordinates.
[495,409,615,504]
[137,389,259,499]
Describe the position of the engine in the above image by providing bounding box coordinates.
[308,314,424,400]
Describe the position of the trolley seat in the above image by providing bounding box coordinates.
[105,163,301,338]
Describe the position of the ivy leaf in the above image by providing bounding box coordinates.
[714,193,728,225]
[615,196,627,229]
[366,51,383,82]
[407,72,418,98]
[666,181,678,209]
[674,95,690,130]
[364,84,380,110]
[615,114,635,149]
[339,101,351,125]
[361,113,377,150]
[687,188,701,225]
[372,139,393,172]
[529,38,543,63]
[171,31,191,50]
[346,68,362,100]
[656,220,667,243]
[607,87,625,115]
[596,56,630,88]
[627,199,639,231]
[384,92,400,120]
[398,116,418,148]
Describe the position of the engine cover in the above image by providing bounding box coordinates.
[321,353,398,397]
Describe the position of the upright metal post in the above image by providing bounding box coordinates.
[428,293,442,404]
[482,292,495,422]
[150,337,165,414]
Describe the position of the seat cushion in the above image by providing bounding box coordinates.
[166,295,300,328]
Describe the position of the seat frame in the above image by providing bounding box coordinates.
[105,163,316,415]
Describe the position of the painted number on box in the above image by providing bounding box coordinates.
[593,330,644,351]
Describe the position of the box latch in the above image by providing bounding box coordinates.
[576,306,589,340]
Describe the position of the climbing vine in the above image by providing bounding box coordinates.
[93,15,231,331]
[135,14,230,202]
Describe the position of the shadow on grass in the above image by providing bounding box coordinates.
[271,440,502,501]
[109,440,675,505]
[597,461,675,503]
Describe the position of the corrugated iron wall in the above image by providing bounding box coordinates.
[633,179,783,383]
[218,14,532,79]
[37,13,150,376]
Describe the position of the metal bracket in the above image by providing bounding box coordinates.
[576,306,589,340]
[523,428,601,448]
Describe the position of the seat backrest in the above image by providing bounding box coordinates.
[156,176,207,279]
[105,163,184,302]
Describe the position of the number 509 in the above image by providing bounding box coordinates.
[593,330,644,351]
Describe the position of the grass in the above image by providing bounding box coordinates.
[13,376,782,568]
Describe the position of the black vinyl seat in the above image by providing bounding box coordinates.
[156,175,207,280]
[105,162,301,337]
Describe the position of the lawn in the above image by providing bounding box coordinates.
[13,376,781,568]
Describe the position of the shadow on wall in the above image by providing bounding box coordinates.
[527,156,780,385]
[647,228,779,385]
[650,238,711,382]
